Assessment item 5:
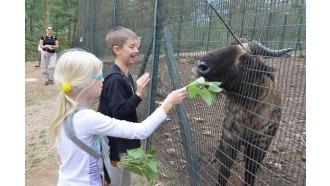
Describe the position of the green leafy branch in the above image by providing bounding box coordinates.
[187,77,223,106]
[120,78,222,181]
[120,147,161,182]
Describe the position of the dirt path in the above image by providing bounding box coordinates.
[25,61,59,186]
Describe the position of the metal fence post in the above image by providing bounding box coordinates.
[112,0,116,27]
[163,25,201,186]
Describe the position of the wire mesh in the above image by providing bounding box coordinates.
[76,0,306,185]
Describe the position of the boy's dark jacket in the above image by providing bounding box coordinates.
[98,64,142,161]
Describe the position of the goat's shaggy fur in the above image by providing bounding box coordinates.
[193,44,283,186]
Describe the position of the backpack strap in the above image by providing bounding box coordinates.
[63,105,112,183]
[63,105,102,159]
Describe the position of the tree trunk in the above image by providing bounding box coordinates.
[68,20,72,45]
[44,0,50,28]
[72,18,78,47]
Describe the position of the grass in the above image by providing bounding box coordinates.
[25,87,57,106]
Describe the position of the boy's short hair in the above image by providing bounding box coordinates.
[105,26,137,56]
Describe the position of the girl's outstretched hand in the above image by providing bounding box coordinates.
[160,87,187,113]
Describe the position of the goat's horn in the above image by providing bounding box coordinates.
[247,40,294,57]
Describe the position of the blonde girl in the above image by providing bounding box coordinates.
[50,49,187,186]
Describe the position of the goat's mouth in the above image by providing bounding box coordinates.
[192,60,210,76]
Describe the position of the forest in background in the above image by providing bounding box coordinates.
[25,0,305,62]
[25,0,79,61]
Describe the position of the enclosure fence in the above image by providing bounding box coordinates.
[76,0,306,185]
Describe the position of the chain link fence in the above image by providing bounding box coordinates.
[76,0,305,185]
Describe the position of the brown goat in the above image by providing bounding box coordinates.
[192,40,292,186]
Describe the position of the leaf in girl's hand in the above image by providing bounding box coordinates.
[187,84,199,98]
[187,77,222,106]
[205,82,223,92]
[199,87,212,106]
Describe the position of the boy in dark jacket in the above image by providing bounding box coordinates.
[98,26,150,186]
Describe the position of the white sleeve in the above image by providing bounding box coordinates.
[75,107,167,139]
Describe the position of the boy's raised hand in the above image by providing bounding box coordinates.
[135,73,150,97]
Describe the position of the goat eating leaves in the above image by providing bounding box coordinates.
[192,39,292,186]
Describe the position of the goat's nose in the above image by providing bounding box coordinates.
[196,61,210,75]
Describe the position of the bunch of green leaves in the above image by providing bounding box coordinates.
[120,147,161,182]
[187,77,223,106]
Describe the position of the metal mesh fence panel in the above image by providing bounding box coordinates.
[77,0,305,185]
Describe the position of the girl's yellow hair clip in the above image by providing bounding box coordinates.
[61,82,72,93]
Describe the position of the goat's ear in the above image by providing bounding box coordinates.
[265,69,275,81]
[257,61,275,81]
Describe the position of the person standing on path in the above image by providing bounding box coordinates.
[39,26,59,85]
